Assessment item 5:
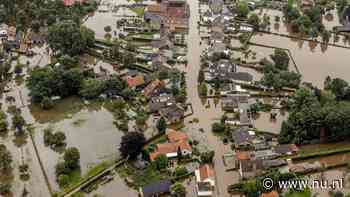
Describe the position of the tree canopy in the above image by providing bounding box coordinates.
[279,86,350,144]
[119,132,146,159]
[48,20,95,56]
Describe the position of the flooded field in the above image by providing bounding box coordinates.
[250,33,350,87]
[28,99,123,191]
[252,111,288,134]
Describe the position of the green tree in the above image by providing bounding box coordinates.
[48,20,95,56]
[119,132,146,159]
[212,122,226,133]
[0,111,8,134]
[41,97,54,109]
[173,166,188,177]
[156,117,167,133]
[63,147,80,169]
[237,2,249,18]
[170,182,187,197]
[270,49,290,70]
[79,78,105,99]
[58,174,70,187]
[200,151,215,164]
[199,83,208,97]
[0,183,11,195]
[248,13,260,28]
[321,30,331,43]
[0,144,12,172]
[153,154,168,170]
[12,111,25,134]
[104,25,112,32]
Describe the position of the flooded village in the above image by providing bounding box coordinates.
[2,0,350,197]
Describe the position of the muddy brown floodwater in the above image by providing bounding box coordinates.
[184,0,239,196]
[250,33,350,88]
[25,99,124,192]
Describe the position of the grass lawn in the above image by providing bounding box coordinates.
[116,163,170,188]
[130,7,145,17]
[284,189,311,197]
[298,143,350,155]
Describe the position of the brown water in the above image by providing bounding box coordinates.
[310,169,350,196]
[252,111,288,134]
[184,0,239,196]
[250,33,350,88]
[28,100,123,191]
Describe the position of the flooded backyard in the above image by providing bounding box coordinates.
[250,33,350,87]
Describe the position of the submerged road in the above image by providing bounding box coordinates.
[184,0,238,196]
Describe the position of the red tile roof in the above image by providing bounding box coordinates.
[166,129,188,143]
[261,191,279,197]
[126,75,145,88]
[144,79,164,98]
[199,164,215,181]
[236,151,251,161]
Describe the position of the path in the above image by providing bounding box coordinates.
[185,0,238,196]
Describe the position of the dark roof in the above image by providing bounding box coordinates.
[142,180,172,197]
[160,104,185,121]
[232,127,254,145]
[226,72,253,82]
[274,144,299,155]
[149,94,176,112]
[241,159,264,172]
[239,111,251,126]
[144,12,163,24]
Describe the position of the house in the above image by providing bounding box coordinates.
[195,164,215,197]
[124,74,145,89]
[223,152,237,170]
[221,94,249,111]
[208,60,236,80]
[144,79,165,98]
[239,110,252,127]
[0,26,7,41]
[262,159,288,169]
[220,84,248,96]
[239,159,264,179]
[274,144,299,156]
[148,94,176,113]
[149,130,192,161]
[7,26,16,41]
[261,191,279,197]
[226,72,253,84]
[232,128,256,150]
[140,179,172,197]
[151,37,174,50]
[253,149,279,160]
[209,0,224,14]
[159,104,185,123]
[221,97,239,111]
[236,151,251,161]
[144,12,163,31]
[254,141,271,151]
[26,31,46,45]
